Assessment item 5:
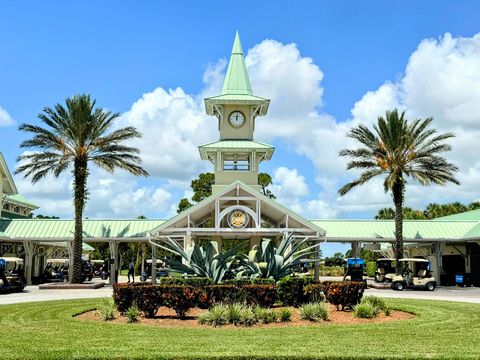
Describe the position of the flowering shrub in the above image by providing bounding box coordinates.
[322,281,365,310]
[277,276,317,306]
[243,285,277,307]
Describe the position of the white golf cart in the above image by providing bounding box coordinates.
[0,257,26,293]
[374,258,396,283]
[391,258,436,291]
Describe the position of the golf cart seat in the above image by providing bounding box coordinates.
[417,269,427,277]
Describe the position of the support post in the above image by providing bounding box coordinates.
[183,232,192,265]
[23,241,35,286]
[151,242,157,284]
[351,242,361,258]
[109,241,118,285]
[66,241,74,283]
[313,240,321,282]
[433,241,446,284]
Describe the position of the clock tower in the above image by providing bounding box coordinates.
[201,32,274,194]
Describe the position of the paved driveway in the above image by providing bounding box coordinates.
[365,286,480,303]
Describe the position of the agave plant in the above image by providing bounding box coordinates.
[236,234,319,280]
[151,238,239,283]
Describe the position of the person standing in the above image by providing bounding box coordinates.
[127,260,135,283]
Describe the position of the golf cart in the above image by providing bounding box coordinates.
[391,258,436,291]
[90,260,109,280]
[141,259,170,281]
[343,258,366,282]
[374,258,397,282]
[41,258,69,282]
[0,257,26,294]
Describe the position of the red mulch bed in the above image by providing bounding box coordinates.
[76,304,414,328]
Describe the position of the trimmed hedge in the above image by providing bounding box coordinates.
[222,278,276,286]
[206,284,277,307]
[277,276,317,306]
[159,277,213,287]
[323,281,366,310]
[366,262,376,277]
[303,283,326,303]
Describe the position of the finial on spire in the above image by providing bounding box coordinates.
[232,30,243,55]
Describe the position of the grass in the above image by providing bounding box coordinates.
[0,298,479,359]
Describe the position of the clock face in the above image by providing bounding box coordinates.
[229,111,245,128]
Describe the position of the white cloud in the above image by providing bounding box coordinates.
[347,32,480,209]
[0,106,14,126]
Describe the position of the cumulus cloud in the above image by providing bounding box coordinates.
[14,32,480,221]
[0,106,14,126]
[344,32,480,210]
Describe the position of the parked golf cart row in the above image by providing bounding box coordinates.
[0,257,26,294]
[40,258,110,283]
[342,256,436,291]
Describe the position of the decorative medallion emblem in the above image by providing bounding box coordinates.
[227,209,249,229]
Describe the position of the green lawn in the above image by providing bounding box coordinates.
[0,298,479,359]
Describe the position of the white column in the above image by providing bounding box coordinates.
[351,242,361,258]
[151,242,157,284]
[108,241,118,285]
[23,241,35,286]
[433,242,446,284]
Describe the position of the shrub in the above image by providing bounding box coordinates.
[239,307,256,326]
[304,284,326,303]
[384,306,392,316]
[112,283,137,314]
[323,281,365,310]
[353,303,379,319]
[254,306,278,324]
[223,278,276,286]
[366,262,376,277]
[162,285,201,318]
[244,285,277,307]
[125,306,140,323]
[160,277,213,287]
[98,298,115,321]
[134,285,160,318]
[277,276,317,306]
[278,308,292,322]
[227,303,243,325]
[361,295,386,311]
[206,285,244,305]
[198,304,229,326]
[299,302,329,321]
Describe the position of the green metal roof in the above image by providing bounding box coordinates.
[310,219,479,241]
[5,194,39,209]
[0,219,166,240]
[199,140,274,161]
[221,31,252,96]
[199,140,274,149]
[435,209,480,221]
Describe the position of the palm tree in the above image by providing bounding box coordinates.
[16,94,148,283]
[338,109,459,272]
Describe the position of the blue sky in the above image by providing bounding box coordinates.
[1,1,480,255]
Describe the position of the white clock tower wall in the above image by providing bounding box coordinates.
[220,105,254,140]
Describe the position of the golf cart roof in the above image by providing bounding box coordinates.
[0,257,24,264]
[399,258,429,263]
[377,258,396,261]
[46,258,69,263]
[90,260,105,263]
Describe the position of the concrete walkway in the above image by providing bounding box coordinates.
[365,286,480,304]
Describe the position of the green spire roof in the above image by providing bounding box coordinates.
[221,31,253,96]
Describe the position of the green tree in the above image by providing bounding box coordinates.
[16,94,148,283]
[339,109,459,271]
[375,207,427,220]
[258,173,276,199]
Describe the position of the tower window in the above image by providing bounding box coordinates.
[223,154,250,171]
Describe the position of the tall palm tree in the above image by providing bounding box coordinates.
[16,94,148,283]
[338,109,459,271]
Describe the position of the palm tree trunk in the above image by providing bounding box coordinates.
[392,180,404,274]
[71,158,88,283]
